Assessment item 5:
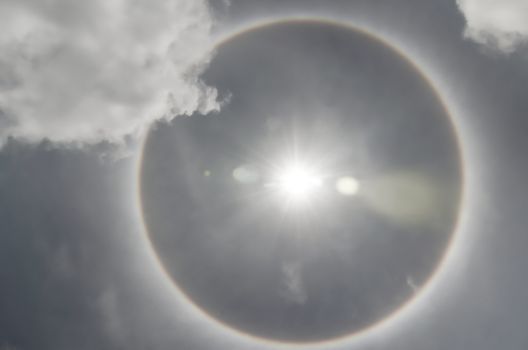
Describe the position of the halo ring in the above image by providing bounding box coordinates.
[135,16,467,348]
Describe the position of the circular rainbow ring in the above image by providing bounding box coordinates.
[135,16,468,348]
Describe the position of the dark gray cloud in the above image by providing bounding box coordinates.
[0,140,218,350]
[0,141,126,349]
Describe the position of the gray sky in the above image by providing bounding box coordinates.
[1,0,528,349]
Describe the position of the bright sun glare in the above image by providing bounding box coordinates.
[275,163,322,202]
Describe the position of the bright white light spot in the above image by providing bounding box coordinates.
[336,177,360,196]
[275,164,322,202]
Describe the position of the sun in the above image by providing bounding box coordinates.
[274,163,323,202]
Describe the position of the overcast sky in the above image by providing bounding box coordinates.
[1,1,528,349]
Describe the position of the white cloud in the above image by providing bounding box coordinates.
[0,0,221,146]
[457,0,528,53]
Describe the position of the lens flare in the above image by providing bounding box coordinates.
[336,176,360,196]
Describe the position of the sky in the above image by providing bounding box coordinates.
[1,0,528,349]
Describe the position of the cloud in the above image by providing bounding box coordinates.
[0,0,221,146]
[0,343,17,350]
[457,0,528,52]
[98,288,128,345]
[280,262,307,305]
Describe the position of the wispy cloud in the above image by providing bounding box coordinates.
[0,0,221,147]
[457,0,528,53]
[280,262,307,305]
